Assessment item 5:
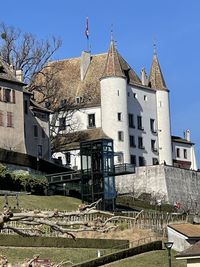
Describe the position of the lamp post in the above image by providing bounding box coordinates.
[164,242,173,267]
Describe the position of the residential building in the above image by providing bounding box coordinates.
[0,57,51,161]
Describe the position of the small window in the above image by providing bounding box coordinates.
[144,95,147,101]
[184,149,187,159]
[12,90,15,103]
[88,114,95,128]
[128,92,130,97]
[66,152,71,164]
[130,155,136,165]
[7,112,13,127]
[0,110,3,126]
[176,148,180,158]
[133,93,137,98]
[139,156,145,166]
[137,116,143,130]
[117,112,122,121]
[129,114,135,128]
[34,125,38,137]
[4,89,11,102]
[150,119,156,133]
[151,140,157,152]
[42,128,45,138]
[60,99,67,107]
[37,145,42,158]
[118,131,124,141]
[159,101,162,107]
[59,117,66,131]
[76,96,83,104]
[138,136,144,149]
[130,135,136,147]
[117,90,119,96]
[24,100,28,114]
[152,158,159,165]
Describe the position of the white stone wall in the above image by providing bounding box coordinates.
[100,77,130,164]
[128,85,159,166]
[115,165,200,207]
[156,90,173,165]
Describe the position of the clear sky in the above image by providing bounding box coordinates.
[1,0,199,165]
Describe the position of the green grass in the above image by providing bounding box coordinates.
[104,250,186,266]
[0,247,114,265]
[0,195,81,211]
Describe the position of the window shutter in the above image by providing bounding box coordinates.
[12,90,15,103]
[0,111,3,126]
[7,112,13,127]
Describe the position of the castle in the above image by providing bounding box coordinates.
[51,40,197,171]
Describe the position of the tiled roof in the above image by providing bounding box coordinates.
[102,40,125,78]
[53,127,110,151]
[168,223,200,238]
[149,54,167,90]
[172,136,194,145]
[49,48,142,107]
[0,57,25,85]
[176,240,200,258]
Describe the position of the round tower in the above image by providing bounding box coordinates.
[149,52,172,165]
[100,41,130,164]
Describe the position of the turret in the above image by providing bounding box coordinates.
[149,50,172,165]
[100,40,130,164]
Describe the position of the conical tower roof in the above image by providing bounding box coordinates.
[102,40,125,78]
[149,52,167,90]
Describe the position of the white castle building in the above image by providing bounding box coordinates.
[51,40,197,171]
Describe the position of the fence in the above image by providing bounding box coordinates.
[1,209,187,237]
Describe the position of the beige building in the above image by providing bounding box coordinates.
[0,57,51,160]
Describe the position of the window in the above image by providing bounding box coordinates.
[128,92,130,97]
[4,89,11,102]
[88,114,95,128]
[130,155,136,165]
[7,112,13,127]
[129,114,135,128]
[139,156,145,166]
[76,96,83,104]
[42,128,45,138]
[151,140,157,152]
[12,90,15,103]
[117,112,122,121]
[34,125,38,137]
[137,116,143,130]
[37,145,42,158]
[59,117,66,131]
[60,99,67,107]
[184,149,187,159]
[152,158,159,165]
[0,87,2,101]
[144,95,147,101]
[138,136,144,149]
[117,90,119,96]
[0,111,3,126]
[133,93,137,98]
[66,152,71,164]
[176,148,180,158]
[24,100,28,114]
[130,135,136,147]
[150,119,156,133]
[118,131,124,141]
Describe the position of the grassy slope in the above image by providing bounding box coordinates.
[0,195,81,211]
[104,250,186,267]
[0,247,114,265]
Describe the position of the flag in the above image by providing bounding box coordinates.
[85,17,89,39]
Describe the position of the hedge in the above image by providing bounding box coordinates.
[72,240,162,267]
[0,234,129,249]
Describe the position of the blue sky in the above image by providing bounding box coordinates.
[1,0,200,165]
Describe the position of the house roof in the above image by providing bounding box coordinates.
[168,223,200,238]
[149,53,167,90]
[0,57,25,86]
[172,136,194,145]
[176,240,200,258]
[53,127,110,151]
[48,46,143,107]
[30,99,52,113]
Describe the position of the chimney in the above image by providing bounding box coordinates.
[15,69,24,82]
[184,129,191,141]
[80,51,91,81]
[141,68,148,86]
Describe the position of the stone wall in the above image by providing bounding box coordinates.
[115,165,200,208]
